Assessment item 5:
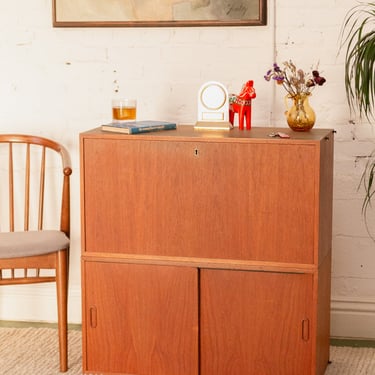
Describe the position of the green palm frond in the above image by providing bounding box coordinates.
[360,152,375,216]
[359,152,375,238]
[340,2,375,120]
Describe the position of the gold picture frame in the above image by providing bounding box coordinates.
[52,0,267,27]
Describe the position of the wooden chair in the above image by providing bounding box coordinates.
[0,134,72,372]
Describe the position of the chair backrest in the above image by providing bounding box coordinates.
[0,134,72,236]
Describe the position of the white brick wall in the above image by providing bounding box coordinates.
[0,0,373,337]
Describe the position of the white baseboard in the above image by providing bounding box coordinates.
[0,283,81,324]
[331,297,375,340]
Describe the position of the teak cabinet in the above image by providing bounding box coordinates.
[80,126,334,375]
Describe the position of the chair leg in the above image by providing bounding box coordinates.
[56,249,69,372]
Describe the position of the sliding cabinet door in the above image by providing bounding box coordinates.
[200,269,314,375]
[83,261,199,375]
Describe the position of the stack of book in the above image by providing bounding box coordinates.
[101,120,177,134]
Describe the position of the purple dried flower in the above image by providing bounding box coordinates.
[314,75,326,86]
[273,76,284,82]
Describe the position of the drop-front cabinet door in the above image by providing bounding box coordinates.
[83,138,317,264]
[83,262,199,375]
[200,269,314,375]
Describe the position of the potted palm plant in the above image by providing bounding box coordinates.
[340,2,375,216]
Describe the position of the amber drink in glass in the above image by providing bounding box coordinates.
[112,98,137,122]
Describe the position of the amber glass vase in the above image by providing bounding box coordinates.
[284,93,316,131]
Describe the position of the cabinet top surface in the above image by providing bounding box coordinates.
[81,125,333,143]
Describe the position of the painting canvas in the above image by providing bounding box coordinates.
[53,0,267,27]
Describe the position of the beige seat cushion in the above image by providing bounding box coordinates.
[0,230,70,259]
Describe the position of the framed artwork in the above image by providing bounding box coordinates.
[52,0,267,27]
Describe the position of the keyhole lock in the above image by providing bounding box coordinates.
[194,148,199,157]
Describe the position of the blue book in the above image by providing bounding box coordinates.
[101,120,177,134]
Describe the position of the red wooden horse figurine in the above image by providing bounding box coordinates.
[229,80,256,130]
